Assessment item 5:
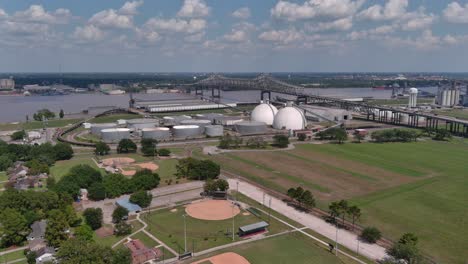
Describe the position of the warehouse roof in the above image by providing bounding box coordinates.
[239,221,269,232]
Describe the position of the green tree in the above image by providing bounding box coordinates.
[33,109,56,121]
[129,190,152,208]
[112,206,129,223]
[88,182,106,201]
[347,205,361,230]
[95,141,110,156]
[141,138,158,156]
[130,169,160,191]
[0,208,29,247]
[114,222,132,236]
[360,227,382,243]
[176,158,220,180]
[59,109,64,119]
[25,159,50,175]
[75,224,94,241]
[297,133,307,141]
[26,251,37,264]
[433,129,452,141]
[398,233,418,246]
[53,142,74,160]
[112,248,132,264]
[246,137,267,149]
[0,154,13,171]
[328,201,340,223]
[218,134,233,149]
[83,208,103,230]
[56,238,130,264]
[298,190,315,209]
[158,148,171,156]
[103,174,131,198]
[117,139,137,153]
[45,209,70,248]
[273,134,289,148]
[334,128,348,144]
[11,130,27,141]
[337,200,349,225]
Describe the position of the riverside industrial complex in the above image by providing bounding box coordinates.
[0,73,467,264]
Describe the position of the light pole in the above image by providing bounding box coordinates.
[232,205,235,241]
[236,181,239,201]
[356,238,360,256]
[183,214,187,253]
[335,226,339,256]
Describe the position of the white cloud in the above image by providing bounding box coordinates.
[224,30,248,42]
[401,12,436,31]
[306,17,353,32]
[185,32,205,42]
[119,1,144,16]
[143,18,206,34]
[232,7,251,20]
[258,29,303,45]
[89,9,133,29]
[177,0,210,18]
[1,21,49,35]
[72,25,105,42]
[271,0,365,21]
[443,2,468,23]
[13,5,71,24]
[0,8,8,19]
[358,0,408,21]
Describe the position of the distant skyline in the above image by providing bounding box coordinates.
[1,0,468,72]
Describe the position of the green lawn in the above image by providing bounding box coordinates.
[131,231,159,248]
[187,232,357,264]
[94,221,143,248]
[303,141,468,264]
[50,156,104,181]
[144,205,289,254]
[156,159,178,181]
[88,114,141,124]
[0,250,26,263]
[0,118,83,131]
[433,109,468,121]
[0,172,7,182]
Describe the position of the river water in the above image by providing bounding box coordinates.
[0,87,438,123]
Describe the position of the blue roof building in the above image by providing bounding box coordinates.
[116,198,142,213]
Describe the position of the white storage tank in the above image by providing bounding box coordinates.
[90,123,117,135]
[195,113,223,123]
[235,121,267,135]
[163,115,192,126]
[179,119,211,133]
[172,125,201,138]
[205,125,224,137]
[251,101,278,125]
[141,127,171,140]
[126,118,159,130]
[83,122,92,129]
[273,105,307,130]
[101,128,131,143]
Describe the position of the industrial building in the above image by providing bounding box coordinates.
[436,84,460,107]
[0,78,15,90]
[101,128,131,143]
[126,119,159,131]
[300,105,353,122]
[90,123,117,135]
[135,98,237,113]
[162,115,192,126]
[179,119,211,133]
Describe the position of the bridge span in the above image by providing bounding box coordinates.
[192,74,468,137]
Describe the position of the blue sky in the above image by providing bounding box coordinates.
[1,0,468,72]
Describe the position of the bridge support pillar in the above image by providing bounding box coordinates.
[211,87,221,98]
[261,91,271,102]
[195,86,203,96]
[297,95,308,104]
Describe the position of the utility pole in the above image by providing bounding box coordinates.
[356,238,360,256]
[232,205,235,241]
[183,214,187,253]
[335,227,339,256]
[268,196,272,223]
[236,181,239,201]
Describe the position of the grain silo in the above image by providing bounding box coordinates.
[172,125,201,138]
[141,127,171,140]
[205,125,224,137]
[100,128,131,143]
[90,123,117,135]
[235,121,267,135]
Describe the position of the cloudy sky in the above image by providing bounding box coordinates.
[1,0,468,72]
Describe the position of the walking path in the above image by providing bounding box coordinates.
[227,178,388,261]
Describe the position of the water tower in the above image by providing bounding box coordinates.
[408,88,418,108]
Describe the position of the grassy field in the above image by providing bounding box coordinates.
[186,232,358,264]
[156,158,178,181]
[368,98,434,106]
[131,231,160,248]
[144,204,289,254]
[0,118,82,131]
[94,221,144,248]
[433,108,468,120]
[216,140,468,263]
[50,155,104,181]
[0,172,7,182]
[0,250,26,263]
[88,114,142,124]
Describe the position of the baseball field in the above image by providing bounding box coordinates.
[211,140,468,263]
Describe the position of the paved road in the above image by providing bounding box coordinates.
[227,178,388,261]
[81,181,204,224]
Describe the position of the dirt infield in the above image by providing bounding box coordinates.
[185,200,240,221]
[101,158,159,176]
[102,157,135,166]
[137,162,159,171]
[192,252,250,264]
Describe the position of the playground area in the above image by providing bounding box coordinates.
[101,157,159,176]
[186,200,240,221]
[192,252,250,264]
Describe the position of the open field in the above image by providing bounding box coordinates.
[433,108,468,120]
[367,98,434,106]
[144,203,289,253]
[50,155,104,181]
[131,231,160,248]
[215,141,468,263]
[0,118,83,131]
[0,250,26,263]
[186,232,358,264]
[88,114,141,123]
[94,221,144,247]
[0,172,7,182]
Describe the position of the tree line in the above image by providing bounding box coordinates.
[95,138,171,157]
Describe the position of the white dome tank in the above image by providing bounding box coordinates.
[251,102,278,126]
[273,106,307,130]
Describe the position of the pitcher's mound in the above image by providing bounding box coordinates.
[192,252,250,264]
[186,200,240,221]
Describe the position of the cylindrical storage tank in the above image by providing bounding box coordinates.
[400,114,409,123]
[172,125,201,138]
[179,119,211,133]
[418,116,426,124]
[251,102,278,125]
[90,123,117,135]
[235,121,267,135]
[163,115,192,126]
[273,106,307,130]
[141,127,171,140]
[195,113,223,123]
[100,128,131,143]
[205,125,223,137]
[455,89,461,105]
[126,119,159,130]
[443,90,450,106]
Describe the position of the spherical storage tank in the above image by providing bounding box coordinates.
[101,128,131,143]
[126,119,159,130]
[251,102,278,125]
[90,123,117,135]
[179,119,211,133]
[172,125,201,138]
[273,106,307,130]
[205,125,223,137]
[235,121,267,135]
[141,127,171,140]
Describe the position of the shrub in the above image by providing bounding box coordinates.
[360,227,382,243]
[158,149,171,156]
[129,190,152,208]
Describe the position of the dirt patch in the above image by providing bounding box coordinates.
[192,252,250,264]
[137,162,159,171]
[102,157,135,167]
[121,169,137,176]
[186,200,240,221]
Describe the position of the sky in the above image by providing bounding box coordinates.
[1,0,468,72]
